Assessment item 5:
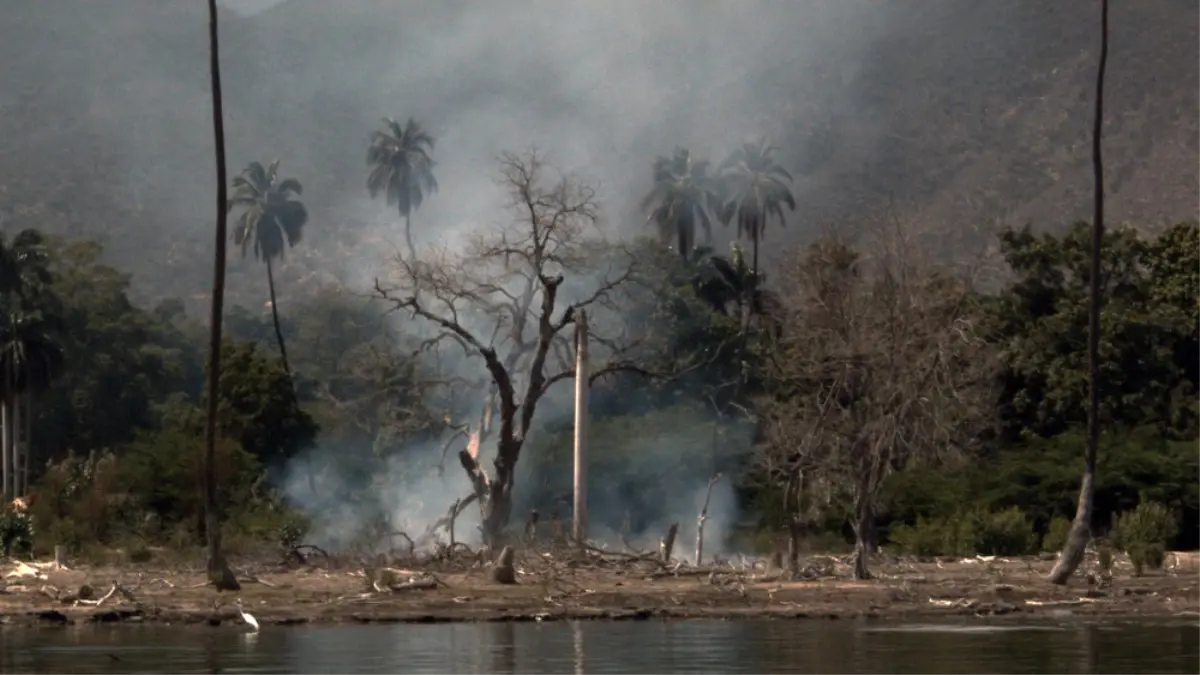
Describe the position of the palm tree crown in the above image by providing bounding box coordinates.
[640,147,723,259]
[718,139,796,273]
[366,117,438,257]
[228,160,308,261]
[228,160,308,378]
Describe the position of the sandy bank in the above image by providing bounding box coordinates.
[2,550,1195,628]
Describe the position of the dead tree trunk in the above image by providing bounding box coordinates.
[660,522,679,563]
[851,492,874,580]
[694,473,722,565]
[572,310,589,543]
[787,520,803,579]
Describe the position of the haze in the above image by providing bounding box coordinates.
[0,0,1195,308]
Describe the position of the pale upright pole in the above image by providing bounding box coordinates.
[572,310,589,543]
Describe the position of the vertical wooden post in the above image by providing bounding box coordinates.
[572,310,589,543]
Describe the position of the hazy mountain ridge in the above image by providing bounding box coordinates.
[0,0,1194,313]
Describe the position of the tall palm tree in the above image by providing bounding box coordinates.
[717,139,796,276]
[1049,0,1108,586]
[204,0,239,592]
[0,306,65,498]
[366,117,438,260]
[641,148,723,260]
[0,229,62,500]
[228,160,308,377]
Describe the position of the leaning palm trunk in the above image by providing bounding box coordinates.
[1049,0,1108,585]
[265,257,291,377]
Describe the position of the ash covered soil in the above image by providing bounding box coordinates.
[1,546,1196,627]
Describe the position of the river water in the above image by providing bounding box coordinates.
[2,618,1196,674]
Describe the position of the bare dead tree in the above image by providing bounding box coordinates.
[760,223,996,580]
[375,150,656,547]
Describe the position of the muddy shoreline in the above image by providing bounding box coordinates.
[3,553,1196,629]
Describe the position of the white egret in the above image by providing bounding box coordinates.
[235,598,260,631]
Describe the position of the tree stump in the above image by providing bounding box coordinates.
[659,522,679,564]
[490,546,517,585]
[208,556,241,592]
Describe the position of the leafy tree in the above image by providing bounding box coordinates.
[692,243,782,334]
[366,117,438,260]
[640,147,723,259]
[717,139,796,274]
[228,160,309,377]
[207,340,318,470]
[34,239,197,461]
[991,222,1197,440]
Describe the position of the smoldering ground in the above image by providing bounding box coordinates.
[283,398,753,560]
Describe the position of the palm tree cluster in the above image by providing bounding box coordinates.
[643,139,795,327]
[225,118,441,385]
[0,229,65,501]
[643,139,795,275]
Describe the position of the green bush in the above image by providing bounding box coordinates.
[889,518,943,557]
[889,507,1037,557]
[972,507,1037,556]
[1042,515,1074,553]
[0,506,35,557]
[1112,500,1179,575]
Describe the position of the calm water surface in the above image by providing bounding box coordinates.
[2,618,1196,674]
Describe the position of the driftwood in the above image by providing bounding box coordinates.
[366,568,444,593]
[694,473,723,565]
[287,543,331,566]
[659,522,679,564]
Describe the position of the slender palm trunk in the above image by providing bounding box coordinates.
[1049,0,1107,585]
[265,257,291,377]
[204,0,238,591]
[751,233,760,280]
[404,213,416,261]
[12,392,20,498]
[21,392,30,499]
[1,397,9,501]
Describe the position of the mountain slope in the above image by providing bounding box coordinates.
[0,0,1194,311]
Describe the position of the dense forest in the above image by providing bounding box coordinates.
[0,1,1196,582]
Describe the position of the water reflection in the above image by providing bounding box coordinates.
[1,618,1196,674]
